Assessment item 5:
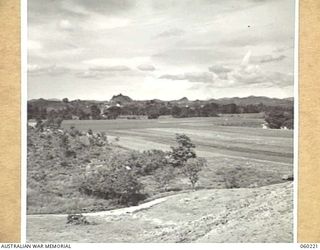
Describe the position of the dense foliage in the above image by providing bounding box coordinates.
[169,134,196,167]
[265,109,294,129]
[80,166,145,206]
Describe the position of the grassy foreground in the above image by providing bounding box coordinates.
[27,182,293,243]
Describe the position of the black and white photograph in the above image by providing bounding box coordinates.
[26,0,296,243]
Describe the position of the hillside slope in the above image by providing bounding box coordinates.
[27,182,293,243]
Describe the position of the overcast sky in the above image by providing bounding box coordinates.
[28,0,295,101]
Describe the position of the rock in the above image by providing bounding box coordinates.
[66,214,90,225]
[79,136,90,146]
[281,175,293,181]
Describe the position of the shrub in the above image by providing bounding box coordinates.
[101,150,170,176]
[138,150,170,175]
[183,158,206,190]
[265,110,293,129]
[65,149,76,158]
[69,126,81,137]
[154,165,175,191]
[224,176,241,189]
[60,133,70,150]
[45,113,63,129]
[80,166,145,206]
[147,112,160,119]
[67,214,90,225]
[169,134,196,168]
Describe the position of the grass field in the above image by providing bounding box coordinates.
[62,115,293,190]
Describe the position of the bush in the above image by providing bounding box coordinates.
[265,110,293,129]
[100,150,170,176]
[147,112,160,119]
[67,214,90,225]
[80,166,145,206]
[69,126,81,137]
[183,158,206,190]
[154,165,176,191]
[224,176,241,189]
[138,150,170,175]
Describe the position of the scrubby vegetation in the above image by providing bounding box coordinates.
[265,109,294,129]
[28,111,293,215]
[80,166,145,206]
[27,119,208,214]
[66,214,90,225]
[183,158,207,190]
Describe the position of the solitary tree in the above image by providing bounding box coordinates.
[169,134,196,168]
[183,158,206,190]
[62,98,69,103]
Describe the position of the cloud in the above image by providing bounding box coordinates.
[83,57,150,68]
[28,40,42,51]
[58,19,74,31]
[28,0,136,24]
[82,16,131,31]
[28,64,70,76]
[231,65,267,84]
[159,72,216,83]
[204,51,293,87]
[228,64,293,87]
[89,65,131,72]
[273,46,293,53]
[208,65,232,74]
[27,0,295,100]
[267,71,293,87]
[75,70,105,80]
[68,0,136,15]
[156,28,185,38]
[75,65,141,79]
[208,64,232,80]
[251,54,286,64]
[215,51,292,86]
[137,64,156,71]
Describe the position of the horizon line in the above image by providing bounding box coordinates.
[27,94,294,102]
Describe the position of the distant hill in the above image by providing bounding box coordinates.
[178,97,189,102]
[283,97,294,102]
[211,96,293,107]
[28,98,67,110]
[28,95,293,107]
[110,93,133,104]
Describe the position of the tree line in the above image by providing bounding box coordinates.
[27,99,293,121]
